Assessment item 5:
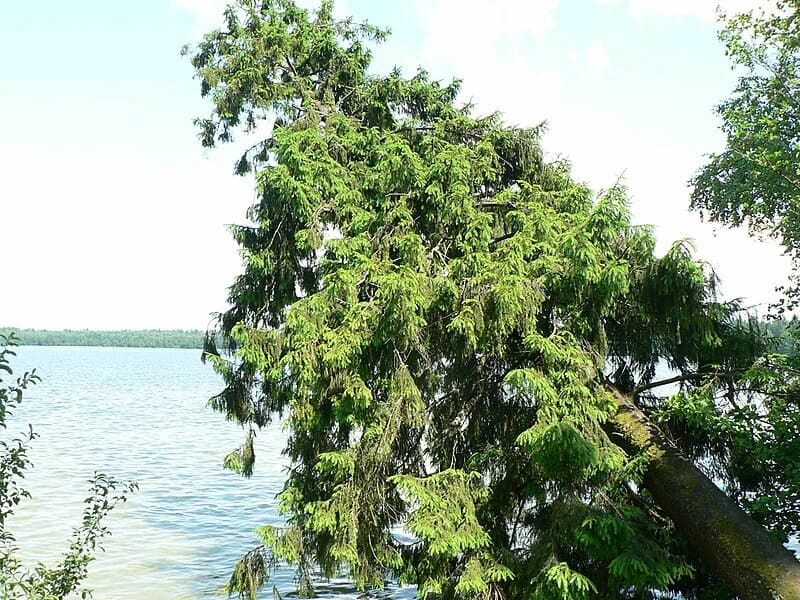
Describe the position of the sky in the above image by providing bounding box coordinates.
[0,0,790,330]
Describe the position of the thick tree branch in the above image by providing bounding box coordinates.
[631,373,701,395]
[606,387,800,599]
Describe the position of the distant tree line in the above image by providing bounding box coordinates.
[1,332,136,598]
[0,328,204,349]
[762,316,800,357]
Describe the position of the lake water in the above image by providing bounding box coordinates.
[5,347,797,598]
[4,346,413,599]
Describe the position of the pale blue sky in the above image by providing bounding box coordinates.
[1,0,786,329]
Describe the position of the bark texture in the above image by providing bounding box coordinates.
[606,389,800,600]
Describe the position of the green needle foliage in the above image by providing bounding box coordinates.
[0,333,137,599]
[187,2,798,597]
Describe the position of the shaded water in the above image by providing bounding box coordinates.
[4,346,413,599]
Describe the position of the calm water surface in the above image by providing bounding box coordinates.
[5,346,413,599]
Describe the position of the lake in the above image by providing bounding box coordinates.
[4,346,413,599]
[5,347,796,598]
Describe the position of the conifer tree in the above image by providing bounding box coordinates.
[187,2,800,597]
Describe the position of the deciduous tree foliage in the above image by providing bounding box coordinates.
[189,2,800,597]
[691,1,800,307]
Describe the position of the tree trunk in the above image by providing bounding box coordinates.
[606,388,800,600]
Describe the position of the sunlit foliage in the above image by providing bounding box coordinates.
[187,2,797,597]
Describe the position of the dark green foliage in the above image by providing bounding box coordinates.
[762,316,800,356]
[691,2,800,308]
[0,328,204,349]
[655,351,800,539]
[187,2,798,598]
[518,422,599,481]
[0,332,136,599]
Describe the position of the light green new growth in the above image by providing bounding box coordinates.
[186,1,800,598]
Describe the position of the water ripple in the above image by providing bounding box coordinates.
[4,346,414,599]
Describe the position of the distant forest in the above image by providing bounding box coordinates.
[762,317,799,356]
[0,328,204,349]
[1,319,796,352]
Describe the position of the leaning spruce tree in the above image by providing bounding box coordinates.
[188,2,800,598]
